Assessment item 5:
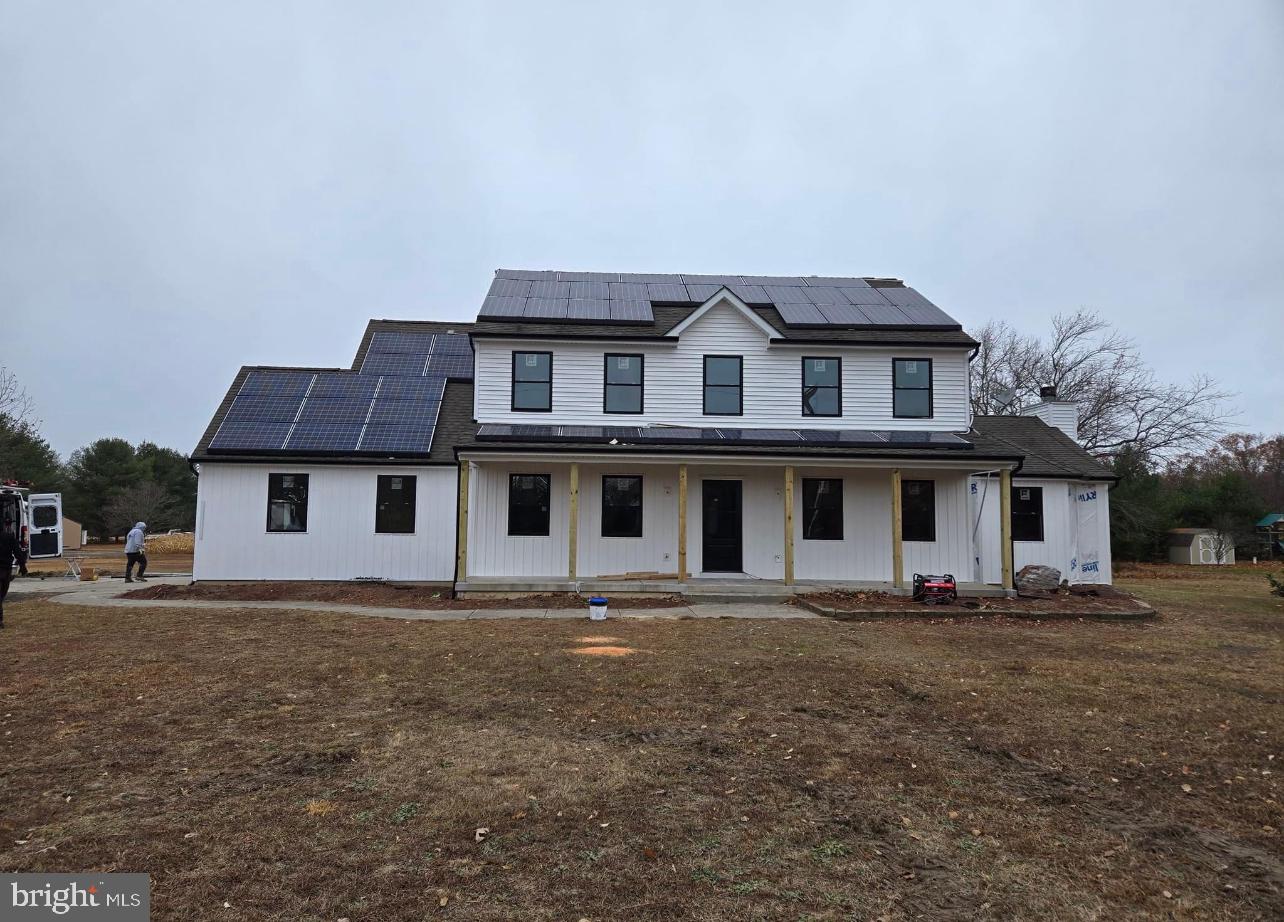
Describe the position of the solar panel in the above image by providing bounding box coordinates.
[377,376,445,401]
[424,352,474,377]
[297,397,373,423]
[357,424,436,453]
[645,283,689,302]
[775,302,828,325]
[683,284,720,302]
[526,298,569,319]
[609,300,653,322]
[839,287,892,306]
[285,421,363,452]
[368,332,436,354]
[528,280,571,299]
[855,302,912,325]
[225,395,305,422]
[741,275,807,287]
[608,282,648,300]
[567,299,612,320]
[800,285,847,305]
[815,303,872,325]
[570,280,610,299]
[479,296,527,318]
[877,287,958,325]
[365,400,441,426]
[728,284,769,303]
[680,274,742,286]
[361,353,428,375]
[488,278,532,298]
[433,333,472,353]
[239,370,314,397]
[209,421,294,451]
[496,269,557,281]
[310,374,379,399]
[762,285,812,303]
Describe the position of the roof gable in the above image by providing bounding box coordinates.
[665,288,782,340]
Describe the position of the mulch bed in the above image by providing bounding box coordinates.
[796,585,1153,620]
[120,582,686,610]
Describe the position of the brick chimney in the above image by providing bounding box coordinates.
[1021,385,1080,440]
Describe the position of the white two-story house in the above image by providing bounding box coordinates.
[191,270,1114,594]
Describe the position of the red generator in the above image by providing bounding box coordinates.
[912,573,958,604]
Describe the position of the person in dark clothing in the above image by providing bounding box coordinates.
[1,531,23,629]
[124,521,148,583]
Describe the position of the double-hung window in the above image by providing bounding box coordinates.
[801,478,843,540]
[604,354,643,414]
[267,473,308,532]
[901,479,936,542]
[802,357,841,417]
[892,359,933,418]
[703,356,743,415]
[375,475,416,534]
[512,352,552,411]
[1011,486,1044,542]
[601,475,643,537]
[508,474,551,536]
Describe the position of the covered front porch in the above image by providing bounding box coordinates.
[454,453,1018,598]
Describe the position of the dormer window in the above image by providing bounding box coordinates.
[603,354,644,414]
[512,351,552,412]
[802,357,841,417]
[893,358,933,419]
[703,356,743,416]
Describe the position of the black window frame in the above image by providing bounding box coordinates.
[507,473,551,537]
[801,356,842,417]
[1011,485,1045,542]
[603,353,645,415]
[702,355,744,416]
[892,358,934,419]
[601,475,644,538]
[266,472,309,533]
[511,351,553,412]
[375,474,417,534]
[901,479,936,542]
[801,478,844,540]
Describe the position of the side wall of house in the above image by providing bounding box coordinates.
[194,463,457,581]
[473,300,973,431]
[971,478,1114,585]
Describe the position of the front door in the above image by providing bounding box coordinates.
[701,480,743,573]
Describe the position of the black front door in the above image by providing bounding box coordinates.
[701,480,743,573]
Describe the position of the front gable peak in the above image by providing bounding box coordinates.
[664,288,782,340]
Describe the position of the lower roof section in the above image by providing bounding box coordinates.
[476,423,972,450]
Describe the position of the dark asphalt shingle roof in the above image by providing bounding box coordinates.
[969,415,1115,480]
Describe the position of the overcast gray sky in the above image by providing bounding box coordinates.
[2,1,1281,458]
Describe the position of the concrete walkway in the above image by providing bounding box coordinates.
[22,576,816,622]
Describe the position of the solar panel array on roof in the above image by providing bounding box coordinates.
[474,423,972,449]
[359,331,473,379]
[479,270,960,330]
[209,370,445,456]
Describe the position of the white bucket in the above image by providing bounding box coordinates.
[588,596,608,621]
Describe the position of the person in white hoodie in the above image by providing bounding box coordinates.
[124,521,148,583]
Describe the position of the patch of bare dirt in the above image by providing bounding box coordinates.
[120,581,685,609]
[797,585,1151,617]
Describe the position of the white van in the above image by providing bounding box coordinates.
[1,484,64,563]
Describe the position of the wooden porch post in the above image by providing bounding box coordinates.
[568,462,580,581]
[677,464,688,581]
[1000,467,1014,590]
[891,468,904,589]
[783,465,795,585]
[455,461,470,584]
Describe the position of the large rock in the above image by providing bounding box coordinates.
[1016,564,1062,593]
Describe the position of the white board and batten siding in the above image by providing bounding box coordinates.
[970,477,1113,585]
[466,460,976,584]
[195,463,457,582]
[472,300,972,431]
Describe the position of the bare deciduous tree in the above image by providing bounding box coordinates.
[0,366,35,426]
[104,481,178,537]
[971,310,1232,462]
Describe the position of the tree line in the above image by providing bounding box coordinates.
[0,368,196,538]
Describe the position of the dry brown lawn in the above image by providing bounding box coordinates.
[1,566,1281,920]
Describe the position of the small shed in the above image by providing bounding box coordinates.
[1167,528,1235,565]
[62,517,84,550]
